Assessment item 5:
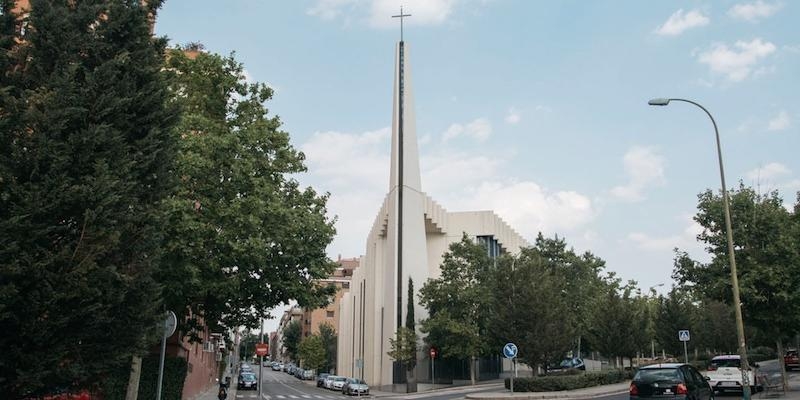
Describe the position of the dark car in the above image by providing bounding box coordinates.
[317,373,330,387]
[630,363,713,400]
[238,372,258,391]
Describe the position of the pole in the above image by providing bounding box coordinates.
[683,341,689,364]
[431,356,435,389]
[651,339,655,359]
[510,359,515,393]
[651,98,751,400]
[259,318,264,400]
[155,313,167,400]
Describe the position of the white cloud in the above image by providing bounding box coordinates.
[307,0,358,20]
[505,108,521,125]
[768,110,791,131]
[655,9,710,36]
[610,146,666,202]
[728,1,783,22]
[746,162,790,181]
[628,218,703,252]
[697,38,776,82]
[301,127,391,190]
[444,181,595,237]
[307,0,459,28]
[442,118,492,142]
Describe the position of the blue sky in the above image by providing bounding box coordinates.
[155,1,799,325]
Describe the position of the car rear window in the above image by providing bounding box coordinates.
[242,373,256,381]
[711,359,741,368]
[634,368,681,383]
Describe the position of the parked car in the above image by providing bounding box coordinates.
[630,363,713,400]
[302,369,315,380]
[317,373,330,387]
[294,368,305,379]
[331,376,347,390]
[271,362,283,371]
[704,354,761,393]
[324,375,339,389]
[238,372,258,391]
[785,350,799,370]
[342,378,370,396]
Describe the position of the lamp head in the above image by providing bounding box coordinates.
[648,98,671,106]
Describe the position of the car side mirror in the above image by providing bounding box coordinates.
[705,376,711,381]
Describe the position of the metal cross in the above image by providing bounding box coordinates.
[391,6,411,42]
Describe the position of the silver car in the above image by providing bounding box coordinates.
[342,378,369,395]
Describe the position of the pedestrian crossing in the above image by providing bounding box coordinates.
[235,394,356,399]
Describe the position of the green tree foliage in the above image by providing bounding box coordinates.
[282,320,302,363]
[318,323,337,373]
[654,288,696,357]
[420,234,492,384]
[238,333,260,362]
[387,327,418,369]
[587,282,648,367]
[159,49,337,335]
[489,248,574,375]
[0,1,176,397]
[405,277,417,369]
[673,185,800,340]
[299,334,326,372]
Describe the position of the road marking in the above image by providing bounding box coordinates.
[288,396,299,399]
[302,396,311,399]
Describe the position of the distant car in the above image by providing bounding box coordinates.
[558,357,585,371]
[317,373,330,387]
[704,354,761,393]
[238,372,258,391]
[271,362,282,371]
[630,363,712,400]
[342,378,369,396]
[302,369,315,380]
[785,350,799,370]
[295,368,305,378]
[324,375,339,389]
[331,376,347,390]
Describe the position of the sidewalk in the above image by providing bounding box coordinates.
[464,382,629,400]
[193,363,236,400]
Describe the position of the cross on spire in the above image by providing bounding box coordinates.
[391,6,411,42]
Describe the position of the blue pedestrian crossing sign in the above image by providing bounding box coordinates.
[503,343,518,359]
[678,330,690,342]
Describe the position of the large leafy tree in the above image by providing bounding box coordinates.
[298,334,326,372]
[488,248,575,375]
[318,322,337,373]
[587,281,649,367]
[282,320,302,363]
[420,234,493,385]
[0,1,176,397]
[159,49,337,335]
[673,185,800,388]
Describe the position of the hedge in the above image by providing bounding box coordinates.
[99,356,188,400]
[504,369,633,392]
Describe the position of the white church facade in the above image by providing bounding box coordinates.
[336,40,529,390]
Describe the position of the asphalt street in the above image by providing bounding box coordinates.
[233,368,353,400]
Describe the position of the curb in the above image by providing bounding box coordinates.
[465,386,629,400]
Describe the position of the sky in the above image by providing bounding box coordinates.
[155,0,799,333]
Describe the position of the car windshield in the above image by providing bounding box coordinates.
[352,379,365,384]
[712,359,741,368]
[634,368,681,383]
[241,373,256,382]
[334,377,346,381]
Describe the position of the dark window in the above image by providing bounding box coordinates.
[477,235,502,258]
[343,282,350,289]
[327,310,334,318]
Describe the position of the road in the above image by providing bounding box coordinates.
[233,368,353,400]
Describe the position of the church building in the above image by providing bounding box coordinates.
[336,36,529,390]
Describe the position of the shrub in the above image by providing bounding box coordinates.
[504,369,630,392]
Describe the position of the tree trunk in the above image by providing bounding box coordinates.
[470,356,476,385]
[777,340,789,392]
[125,355,142,400]
[406,365,417,393]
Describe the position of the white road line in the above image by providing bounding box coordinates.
[302,396,312,399]
[288,396,299,399]
[275,396,285,399]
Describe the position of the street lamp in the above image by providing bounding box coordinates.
[648,98,751,400]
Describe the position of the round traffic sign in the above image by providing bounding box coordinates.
[164,311,177,339]
[255,343,269,357]
[430,347,437,359]
[503,343,518,359]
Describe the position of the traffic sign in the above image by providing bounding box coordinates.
[255,343,269,356]
[430,347,437,359]
[163,311,177,339]
[678,330,690,342]
[503,343,518,359]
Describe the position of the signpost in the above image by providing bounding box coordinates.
[430,347,437,388]
[156,311,177,400]
[678,330,690,363]
[503,343,518,393]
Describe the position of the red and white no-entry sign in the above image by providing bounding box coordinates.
[255,343,269,356]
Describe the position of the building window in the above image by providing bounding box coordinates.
[343,282,350,289]
[477,235,502,258]
[327,310,334,318]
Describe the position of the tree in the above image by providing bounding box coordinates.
[318,323,337,374]
[405,278,418,392]
[488,249,575,375]
[299,335,326,372]
[158,48,338,336]
[282,321,302,363]
[654,288,696,357]
[587,281,648,368]
[420,234,492,385]
[673,185,800,389]
[387,327,418,384]
[0,1,177,397]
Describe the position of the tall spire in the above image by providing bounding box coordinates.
[392,6,412,42]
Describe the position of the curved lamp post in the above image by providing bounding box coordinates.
[648,98,751,400]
